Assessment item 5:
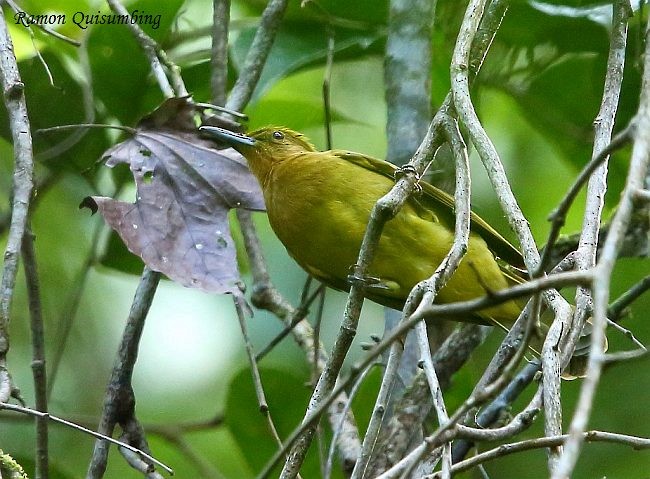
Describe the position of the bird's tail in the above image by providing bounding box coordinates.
[561,317,607,380]
[525,314,607,380]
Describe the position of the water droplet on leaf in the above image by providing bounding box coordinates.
[216,236,227,248]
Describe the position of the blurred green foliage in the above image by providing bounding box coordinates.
[0,0,649,478]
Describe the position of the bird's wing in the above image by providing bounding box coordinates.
[331,150,527,275]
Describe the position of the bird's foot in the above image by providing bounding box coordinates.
[347,271,391,290]
[393,164,423,193]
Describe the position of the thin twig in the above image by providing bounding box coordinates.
[106,0,187,97]
[607,318,647,353]
[257,269,594,478]
[322,29,335,150]
[35,124,136,135]
[608,274,650,321]
[34,34,96,163]
[232,295,302,478]
[0,403,172,474]
[4,0,81,46]
[409,321,451,478]
[211,0,231,106]
[152,433,225,479]
[225,0,290,112]
[311,287,325,386]
[233,296,268,412]
[554,4,645,476]
[255,284,325,362]
[429,430,650,478]
[22,227,48,479]
[87,267,161,479]
[47,218,105,399]
[324,363,376,479]
[350,335,403,479]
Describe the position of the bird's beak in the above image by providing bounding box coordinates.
[199,125,256,147]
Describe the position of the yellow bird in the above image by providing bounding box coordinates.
[202,125,604,378]
[202,125,527,329]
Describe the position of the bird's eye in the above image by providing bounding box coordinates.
[272,131,284,140]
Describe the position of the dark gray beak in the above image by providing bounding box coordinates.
[200,126,256,146]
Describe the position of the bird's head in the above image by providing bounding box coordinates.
[201,125,317,172]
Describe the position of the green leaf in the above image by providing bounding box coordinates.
[247,97,354,131]
[8,454,76,479]
[511,55,604,160]
[87,0,185,126]
[240,0,388,26]
[226,366,326,477]
[231,22,382,103]
[482,1,642,192]
[499,2,609,53]
[0,51,110,172]
[99,230,145,276]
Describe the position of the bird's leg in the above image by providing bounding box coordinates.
[346,268,392,290]
[346,265,403,294]
[393,164,423,193]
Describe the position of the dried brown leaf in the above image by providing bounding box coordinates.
[84,123,264,295]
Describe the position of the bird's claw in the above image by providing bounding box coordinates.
[394,164,422,193]
[347,271,391,290]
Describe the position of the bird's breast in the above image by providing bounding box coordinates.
[262,155,387,286]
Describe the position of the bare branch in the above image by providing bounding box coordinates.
[232,295,302,478]
[350,334,403,479]
[429,430,650,478]
[87,267,161,478]
[0,4,35,402]
[22,227,48,478]
[236,210,360,473]
[555,3,646,476]
[225,0,290,112]
[0,403,172,475]
[4,0,81,47]
[324,363,377,479]
[257,270,593,478]
[211,0,231,106]
[106,0,187,97]
[608,274,650,321]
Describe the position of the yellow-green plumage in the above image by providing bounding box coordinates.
[234,126,526,327]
